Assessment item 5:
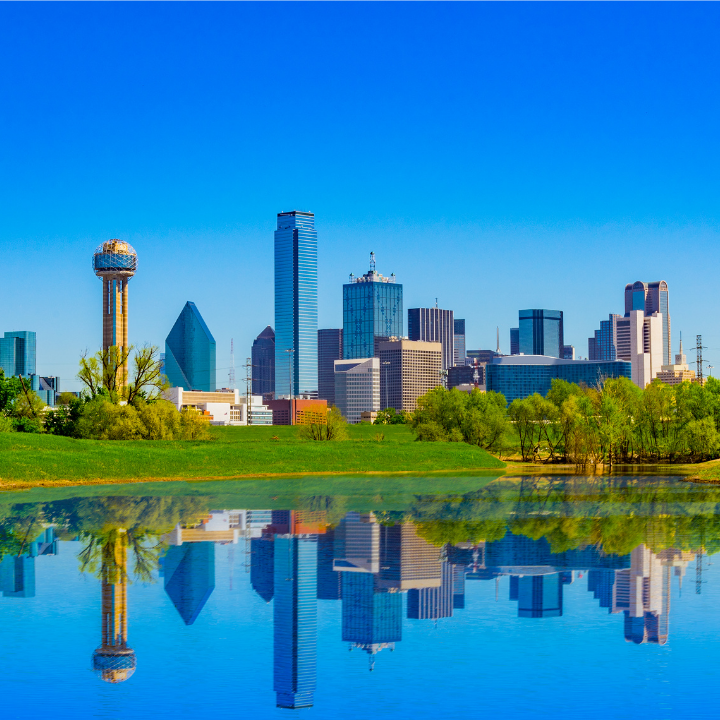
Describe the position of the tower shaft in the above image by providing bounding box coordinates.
[102,277,129,382]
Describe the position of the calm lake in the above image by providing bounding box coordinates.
[2,474,718,719]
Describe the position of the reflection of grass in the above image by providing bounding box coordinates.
[0,424,504,487]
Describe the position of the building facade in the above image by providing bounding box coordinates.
[510,328,519,356]
[485,355,632,404]
[656,337,697,385]
[165,301,216,391]
[408,307,455,371]
[377,339,442,412]
[624,281,671,365]
[343,253,402,360]
[273,535,318,709]
[588,314,621,361]
[318,329,343,406]
[453,319,466,366]
[267,398,328,426]
[334,357,380,424]
[518,309,564,358]
[274,210,318,398]
[448,364,479,390]
[252,326,275,397]
[562,345,575,360]
[0,331,36,377]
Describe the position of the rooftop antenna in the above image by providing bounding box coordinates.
[370,251,376,273]
[496,327,500,354]
[229,339,236,388]
[435,297,438,309]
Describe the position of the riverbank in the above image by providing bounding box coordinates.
[0,424,505,489]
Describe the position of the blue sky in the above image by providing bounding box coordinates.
[1,2,718,389]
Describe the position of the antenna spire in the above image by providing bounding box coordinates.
[496,327,500,354]
[369,251,376,273]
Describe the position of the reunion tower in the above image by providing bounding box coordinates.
[92,240,138,377]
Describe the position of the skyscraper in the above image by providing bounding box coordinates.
[318,328,343,405]
[377,339,442,412]
[407,560,454,620]
[408,306,455,371]
[163,542,216,625]
[252,326,275,397]
[518,309,564,358]
[453,318,466,366]
[624,281,671,365]
[165,301,217,391]
[334,357,380,423]
[343,253,402,360]
[588,314,621,361]
[92,240,138,383]
[510,327,519,356]
[0,331,36,377]
[274,535,318,709]
[275,211,318,398]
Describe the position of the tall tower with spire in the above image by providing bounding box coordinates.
[92,530,136,683]
[92,240,138,383]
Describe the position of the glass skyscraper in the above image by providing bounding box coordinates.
[343,253,402,359]
[453,318,466,366]
[165,302,217,391]
[624,281,671,365]
[274,211,318,397]
[273,535,318,709]
[317,328,343,405]
[251,326,275,397]
[518,309,564,358]
[0,331,36,377]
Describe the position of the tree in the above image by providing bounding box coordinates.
[374,407,408,425]
[298,406,348,441]
[78,344,167,404]
[0,370,22,415]
[56,391,78,406]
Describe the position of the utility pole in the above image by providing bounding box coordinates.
[695,335,706,383]
[229,339,236,389]
[244,357,252,425]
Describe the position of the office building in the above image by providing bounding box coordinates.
[92,533,136,683]
[407,561,454,620]
[29,375,60,407]
[333,512,381,575]
[343,252,402,360]
[318,329,343,405]
[252,326,275,397]
[588,314,621,361]
[454,319,466,365]
[165,301,216,391]
[376,523,443,591]
[0,331,36,377]
[334,357,380,424]
[656,337,697,385]
[519,309,564,358]
[467,349,501,365]
[408,307,455,370]
[317,530,341,601]
[274,535,318,709]
[164,387,271,425]
[267,398,328,425]
[562,345,575,360]
[448,364,478,390]
[92,240,138,383]
[251,535,275,602]
[275,210,318,398]
[627,310,663,388]
[377,339,442,412]
[485,355,632,404]
[514,573,563,618]
[341,573,402,659]
[510,328,519,356]
[625,281,671,365]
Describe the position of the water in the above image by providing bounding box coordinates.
[2,475,719,719]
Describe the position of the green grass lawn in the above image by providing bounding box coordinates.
[0,423,505,487]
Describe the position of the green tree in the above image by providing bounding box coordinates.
[298,406,348,441]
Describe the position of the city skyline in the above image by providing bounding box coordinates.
[1,3,719,391]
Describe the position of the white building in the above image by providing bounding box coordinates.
[163,387,272,426]
[628,310,663,388]
[334,357,380,424]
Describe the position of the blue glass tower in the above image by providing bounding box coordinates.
[274,211,318,397]
[0,331,36,377]
[518,309,563,358]
[165,302,217,391]
[343,253,403,359]
[273,535,317,709]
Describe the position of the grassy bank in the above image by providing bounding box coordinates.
[0,424,505,488]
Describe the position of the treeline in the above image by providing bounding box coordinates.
[411,377,720,464]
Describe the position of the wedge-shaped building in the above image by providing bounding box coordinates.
[165,301,216,391]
